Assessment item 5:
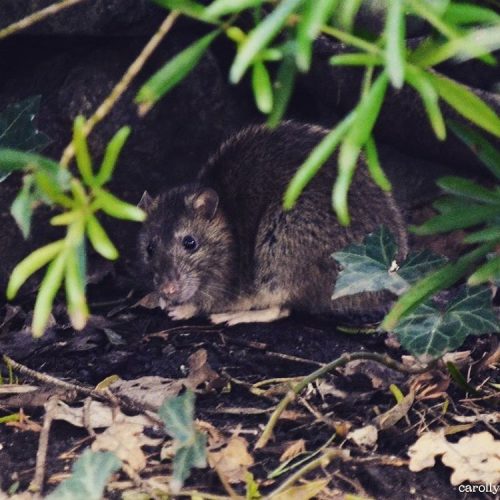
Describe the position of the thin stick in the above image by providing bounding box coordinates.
[0,0,88,41]
[255,351,431,449]
[59,10,180,167]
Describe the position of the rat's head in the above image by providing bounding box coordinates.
[138,184,235,309]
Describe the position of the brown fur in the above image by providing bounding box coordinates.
[138,121,408,321]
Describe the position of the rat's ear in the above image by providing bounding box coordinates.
[138,191,155,213]
[191,188,219,220]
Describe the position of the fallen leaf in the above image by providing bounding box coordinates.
[91,422,160,472]
[408,430,500,485]
[347,425,378,448]
[208,435,254,484]
[280,439,306,462]
[272,478,330,500]
[373,390,415,430]
[409,371,450,400]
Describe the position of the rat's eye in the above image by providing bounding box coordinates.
[146,240,156,257]
[182,235,198,252]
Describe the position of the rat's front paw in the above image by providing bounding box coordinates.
[168,304,198,321]
[210,307,290,326]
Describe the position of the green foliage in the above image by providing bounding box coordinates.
[46,449,121,500]
[332,226,446,299]
[1,116,145,337]
[144,0,500,225]
[333,227,498,360]
[393,286,498,360]
[158,390,207,493]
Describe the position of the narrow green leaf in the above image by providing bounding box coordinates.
[463,227,500,244]
[448,120,500,179]
[32,251,68,337]
[296,0,339,71]
[330,53,382,66]
[335,72,389,224]
[382,242,494,331]
[443,3,500,26]
[73,116,93,186]
[229,0,304,83]
[0,148,62,175]
[7,240,65,300]
[152,0,209,21]
[385,0,406,88]
[34,169,73,207]
[428,72,500,138]
[136,31,219,109]
[405,66,446,140]
[95,190,146,222]
[267,53,297,128]
[50,211,80,226]
[205,0,263,19]
[65,245,89,331]
[364,137,392,191]
[252,61,273,113]
[336,0,362,32]
[11,175,35,239]
[468,256,500,286]
[283,112,355,209]
[437,176,500,204]
[412,204,500,235]
[446,361,479,394]
[86,215,119,260]
[95,126,131,187]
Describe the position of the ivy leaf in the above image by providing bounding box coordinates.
[158,390,207,493]
[393,286,499,360]
[47,449,121,500]
[0,96,50,182]
[10,175,36,239]
[332,226,446,299]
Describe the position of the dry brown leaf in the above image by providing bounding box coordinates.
[208,435,254,484]
[408,430,500,485]
[272,478,330,500]
[373,390,415,430]
[91,422,161,472]
[347,425,378,448]
[410,370,450,401]
[280,439,306,462]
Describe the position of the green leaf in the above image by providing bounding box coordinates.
[152,0,208,21]
[296,0,339,71]
[205,0,263,19]
[136,31,219,109]
[335,0,362,32]
[0,96,50,182]
[385,0,406,88]
[94,190,146,222]
[230,0,304,83]
[382,242,494,331]
[405,66,446,140]
[463,227,500,244]
[393,286,498,360]
[267,53,297,128]
[32,251,68,337]
[448,120,500,180]
[47,449,121,500]
[6,239,65,300]
[364,137,392,191]
[283,111,355,209]
[73,116,93,186]
[65,244,89,331]
[428,72,500,138]
[468,255,500,286]
[330,53,382,66]
[332,226,446,299]
[95,126,131,187]
[10,175,35,239]
[252,61,273,113]
[158,391,207,493]
[446,361,479,394]
[335,71,389,224]
[437,176,500,204]
[0,148,62,175]
[443,3,500,26]
[86,215,119,260]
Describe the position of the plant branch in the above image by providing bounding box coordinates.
[255,351,430,449]
[0,0,88,41]
[59,10,180,167]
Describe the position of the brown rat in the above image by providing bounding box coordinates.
[138,121,408,325]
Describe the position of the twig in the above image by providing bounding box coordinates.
[59,10,180,167]
[29,396,59,493]
[255,351,431,449]
[0,0,88,41]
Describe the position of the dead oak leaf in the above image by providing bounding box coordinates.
[208,435,254,484]
[280,439,306,462]
[409,430,500,485]
[91,422,161,472]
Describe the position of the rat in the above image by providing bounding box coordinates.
[138,121,408,325]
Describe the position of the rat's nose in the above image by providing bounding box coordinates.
[161,282,180,297]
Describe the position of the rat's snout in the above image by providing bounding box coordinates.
[161,281,181,299]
